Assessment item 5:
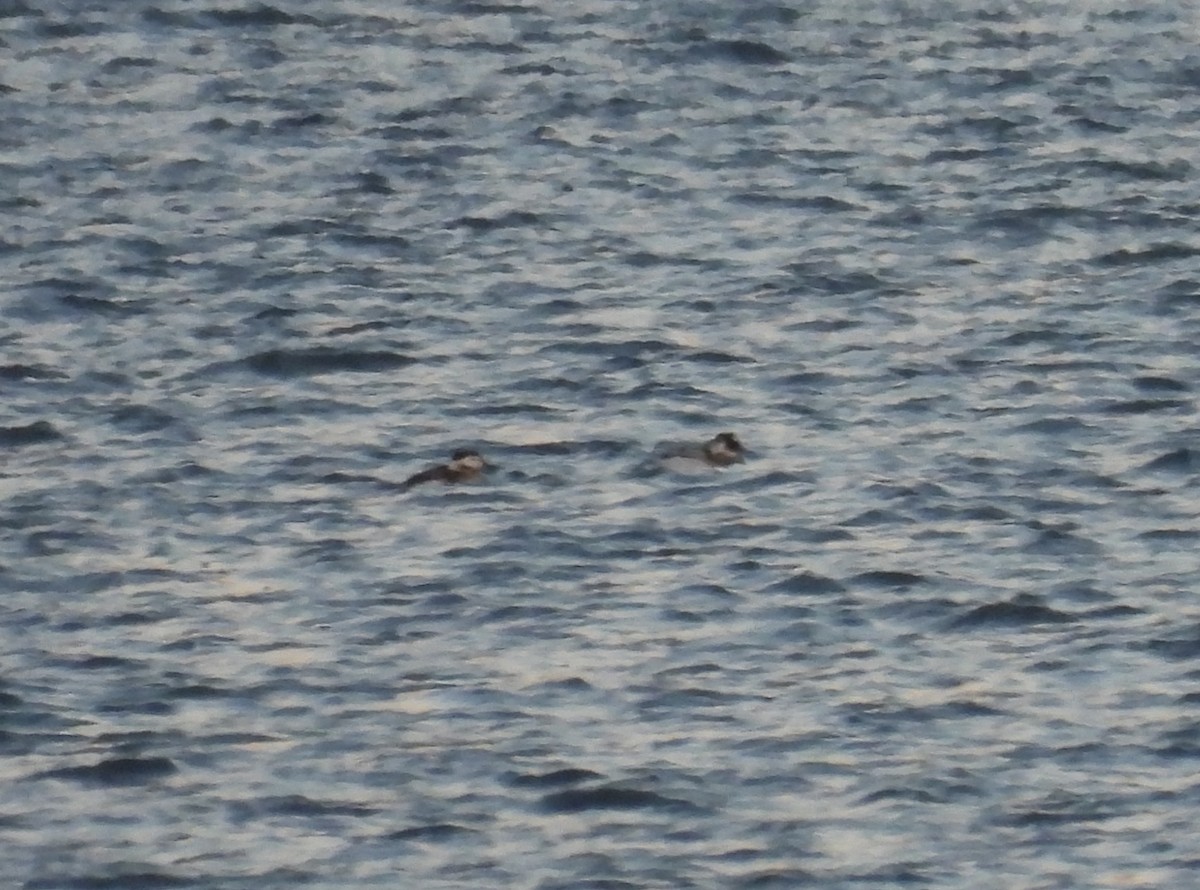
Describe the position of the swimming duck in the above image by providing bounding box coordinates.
[700,431,746,466]
[660,432,746,470]
[400,449,488,490]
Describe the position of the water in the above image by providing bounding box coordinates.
[3,1,1200,887]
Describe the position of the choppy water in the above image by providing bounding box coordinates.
[4,2,1200,887]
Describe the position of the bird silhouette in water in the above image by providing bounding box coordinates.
[399,449,488,490]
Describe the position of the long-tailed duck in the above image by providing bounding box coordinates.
[400,449,488,490]
[660,432,746,470]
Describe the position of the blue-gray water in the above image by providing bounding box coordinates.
[3,2,1200,887]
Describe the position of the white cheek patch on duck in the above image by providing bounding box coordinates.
[707,441,742,464]
[451,454,485,474]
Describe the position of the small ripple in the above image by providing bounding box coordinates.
[0,363,66,382]
[37,755,178,786]
[325,319,402,337]
[764,572,847,596]
[110,404,188,435]
[59,293,146,315]
[947,594,1075,630]
[236,347,415,376]
[1025,523,1103,556]
[131,461,218,483]
[686,37,791,66]
[1133,375,1190,393]
[1139,447,1198,472]
[852,570,929,588]
[539,784,702,815]
[454,209,544,232]
[995,789,1122,828]
[783,262,887,295]
[0,420,63,446]
[1139,528,1200,543]
[842,508,906,528]
[25,872,198,890]
[507,767,604,789]
[1095,242,1200,267]
[1153,722,1200,759]
[202,5,320,27]
[447,402,563,417]
[385,822,476,842]
[34,18,106,38]
[248,305,299,323]
[269,111,339,132]
[71,654,144,671]
[1143,623,1200,661]
[1101,397,1191,415]
[1155,277,1200,311]
[732,867,817,888]
[228,794,378,820]
[1014,415,1095,435]
[639,686,754,713]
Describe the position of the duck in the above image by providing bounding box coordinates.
[659,432,746,470]
[699,431,746,466]
[399,449,488,490]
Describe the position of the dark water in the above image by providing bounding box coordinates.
[3,1,1200,887]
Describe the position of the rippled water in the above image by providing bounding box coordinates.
[4,2,1200,887]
